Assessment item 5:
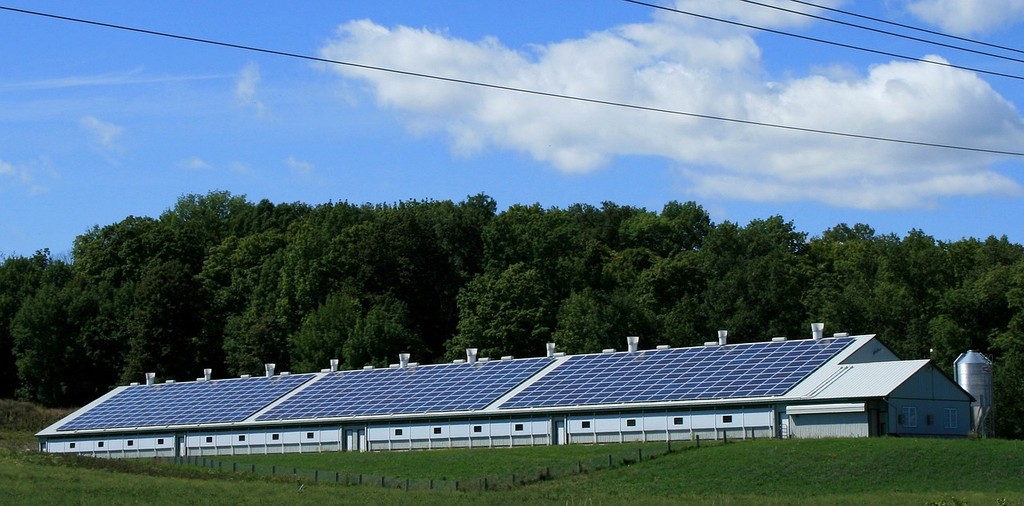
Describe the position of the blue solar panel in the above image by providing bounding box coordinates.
[58,374,315,431]
[500,338,855,409]
[257,358,551,421]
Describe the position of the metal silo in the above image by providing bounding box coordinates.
[954,351,994,437]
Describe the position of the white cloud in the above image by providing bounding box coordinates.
[904,0,1024,35]
[79,115,124,153]
[318,13,1024,210]
[235,62,267,117]
[285,156,313,175]
[0,158,53,196]
[177,157,211,170]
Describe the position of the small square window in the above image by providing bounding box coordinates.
[433,427,442,435]
[69,442,76,449]
[581,421,591,429]
[238,435,246,442]
[722,415,733,423]
[206,436,213,443]
[97,441,104,448]
[272,434,280,441]
[306,432,314,439]
[673,417,684,425]
[394,429,403,436]
[157,438,164,445]
[626,419,637,427]
[514,423,524,431]
[127,440,134,447]
[473,425,482,433]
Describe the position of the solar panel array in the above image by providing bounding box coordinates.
[257,358,552,421]
[58,374,315,431]
[500,338,855,409]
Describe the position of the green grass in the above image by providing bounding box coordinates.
[4,436,1024,505]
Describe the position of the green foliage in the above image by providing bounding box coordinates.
[1,191,1024,440]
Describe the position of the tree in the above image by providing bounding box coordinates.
[290,291,361,373]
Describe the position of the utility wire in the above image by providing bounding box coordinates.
[788,0,1024,57]
[622,0,1024,81]
[2,5,1024,158]
[735,0,1024,65]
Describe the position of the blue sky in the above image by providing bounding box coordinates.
[2,0,1024,257]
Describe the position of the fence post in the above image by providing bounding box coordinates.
[455,480,459,491]
[405,478,409,491]
[315,470,319,482]
[483,477,488,491]
[232,462,237,473]
[638,448,643,462]
[429,479,433,490]
[724,431,728,444]
[695,435,700,448]
[380,476,385,488]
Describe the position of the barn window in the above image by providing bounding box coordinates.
[473,425,482,433]
[394,429,403,436]
[902,407,918,427]
[722,415,733,423]
[205,436,213,443]
[271,434,280,441]
[127,440,134,447]
[945,408,958,429]
[306,432,314,439]
[238,435,246,442]
[581,421,591,429]
[673,417,684,425]
[433,427,442,435]
[69,442,76,449]
[97,441,104,448]
[157,438,164,445]
[626,419,637,427]
[514,423,524,431]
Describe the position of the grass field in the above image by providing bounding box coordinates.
[3,400,1023,505]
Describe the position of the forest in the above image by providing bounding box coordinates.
[2,191,1023,437]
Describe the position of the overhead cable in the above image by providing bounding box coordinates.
[787,0,1024,57]
[2,5,1023,158]
[621,0,1024,81]
[734,0,1024,65]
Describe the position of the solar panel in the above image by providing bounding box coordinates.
[257,358,551,421]
[58,374,315,431]
[499,338,855,409]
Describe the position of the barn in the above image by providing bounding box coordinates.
[36,325,973,458]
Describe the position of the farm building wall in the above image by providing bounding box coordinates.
[38,405,778,458]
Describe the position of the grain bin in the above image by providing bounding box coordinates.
[954,351,993,437]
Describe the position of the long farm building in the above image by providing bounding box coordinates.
[37,326,974,458]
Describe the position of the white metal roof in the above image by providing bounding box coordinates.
[783,359,930,400]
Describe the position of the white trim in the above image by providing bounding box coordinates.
[787,403,865,415]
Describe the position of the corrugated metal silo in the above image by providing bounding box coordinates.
[954,351,994,437]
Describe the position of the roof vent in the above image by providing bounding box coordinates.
[240,374,251,379]
[501,355,513,361]
[466,348,478,365]
[718,330,728,346]
[203,368,212,381]
[164,380,176,384]
[130,382,140,386]
[452,359,466,364]
[552,352,566,357]
[546,342,556,358]
[399,353,411,369]
[265,363,276,377]
[627,335,640,353]
[811,322,825,341]
[330,358,339,372]
[771,336,787,342]
[833,332,849,338]
[478,357,490,363]
[602,348,616,353]
[656,345,671,350]
[145,372,156,386]
[703,341,719,346]
[280,371,290,376]
[363,365,374,370]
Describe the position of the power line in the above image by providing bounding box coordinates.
[2,5,1024,158]
[621,0,1024,81]
[787,0,1024,57]
[734,0,1024,65]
